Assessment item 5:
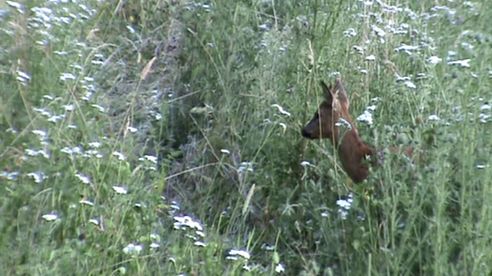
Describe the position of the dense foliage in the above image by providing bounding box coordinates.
[1,0,491,274]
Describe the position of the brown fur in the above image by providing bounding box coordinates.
[302,78,375,183]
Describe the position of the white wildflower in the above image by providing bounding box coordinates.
[42,213,58,221]
[194,241,206,247]
[404,81,416,89]
[343,28,357,37]
[127,126,138,133]
[79,199,94,206]
[226,249,251,260]
[357,110,373,125]
[275,263,286,273]
[112,186,128,194]
[173,215,203,231]
[371,25,386,37]
[271,104,291,117]
[91,104,106,113]
[112,151,126,161]
[447,59,471,68]
[336,193,353,220]
[428,114,440,121]
[27,171,46,183]
[60,73,76,81]
[75,173,91,184]
[123,243,143,255]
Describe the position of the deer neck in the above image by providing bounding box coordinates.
[335,127,374,183]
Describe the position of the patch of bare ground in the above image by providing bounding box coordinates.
[99,2,185,159]
[97,1,220,203]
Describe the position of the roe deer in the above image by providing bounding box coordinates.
[302,78,375,183]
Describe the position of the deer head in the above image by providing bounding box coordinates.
[302,78,375,183]
[301,79,351,143]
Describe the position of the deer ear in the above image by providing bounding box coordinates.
[334,78,349,108]
[321,80,342,111]
[320,81,333,103]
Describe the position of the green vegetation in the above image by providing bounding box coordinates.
[1,0,491,274]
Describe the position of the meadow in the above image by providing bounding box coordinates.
[1,0,491,274]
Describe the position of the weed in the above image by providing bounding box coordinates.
[1,0,491,274]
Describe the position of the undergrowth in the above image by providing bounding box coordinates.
[1,0,491,275]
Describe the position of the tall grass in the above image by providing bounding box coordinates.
[1,0,491,274]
